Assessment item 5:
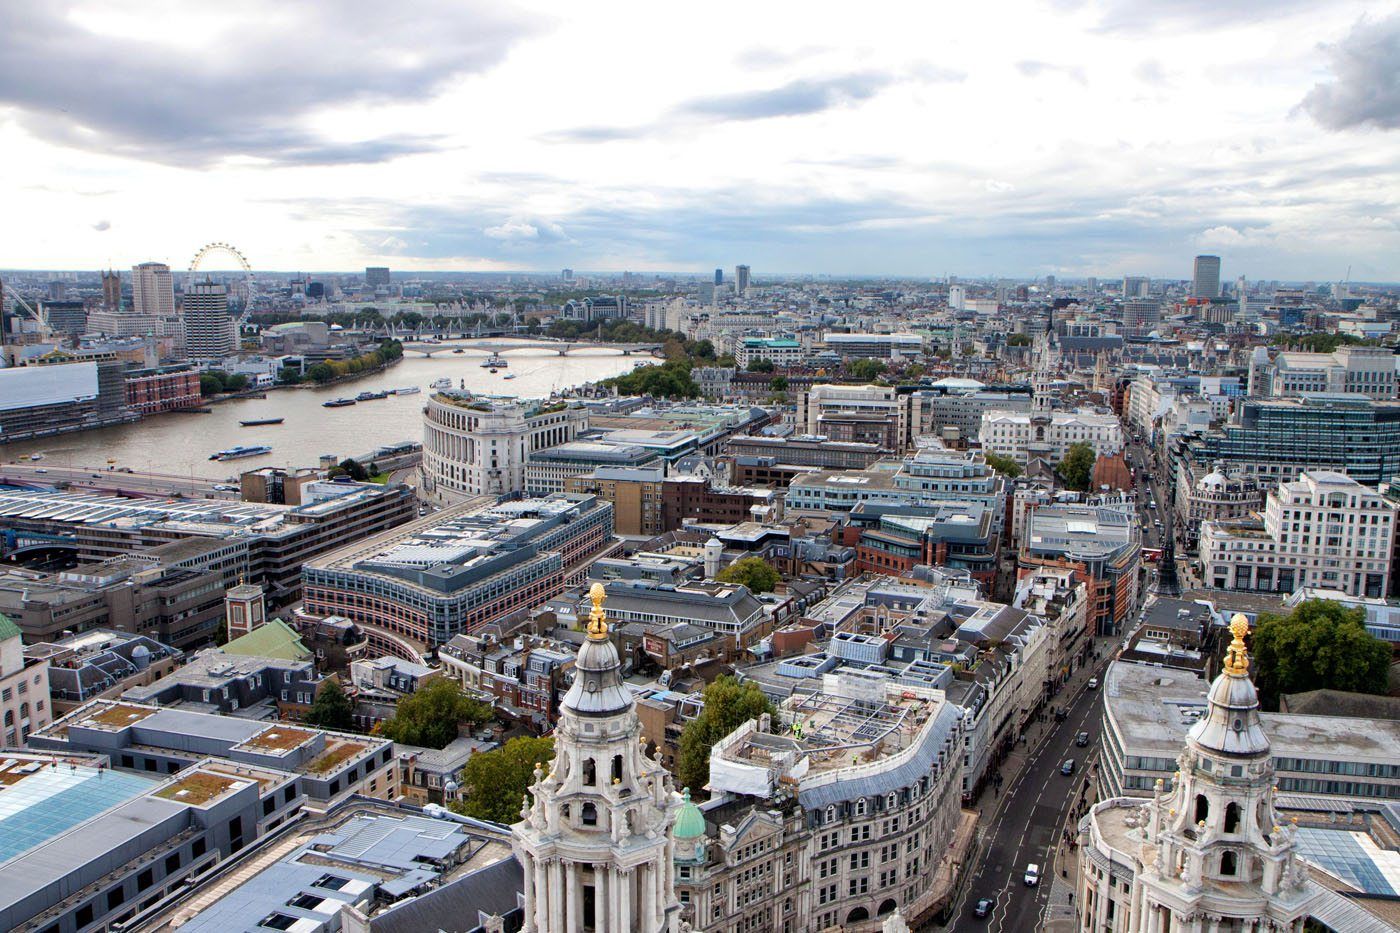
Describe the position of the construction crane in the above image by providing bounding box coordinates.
[2,281,49,340]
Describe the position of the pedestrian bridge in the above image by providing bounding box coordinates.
[400,339,663,358]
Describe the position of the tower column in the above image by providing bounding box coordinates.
[618,866,633,930]
[566,862,582,933]
[642,862,657,930]
[519,851,535,932]
[550,859,565,933]
[533,857,549,932]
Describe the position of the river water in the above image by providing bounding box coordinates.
[2,343,644,480]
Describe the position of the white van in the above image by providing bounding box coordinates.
[1024,863,1040,886]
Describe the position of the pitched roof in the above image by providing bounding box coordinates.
[222,618,310,662]
[0,612,20,643]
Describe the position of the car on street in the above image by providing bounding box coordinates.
[212,483,239,491]
[1061,758,1076,775]
[1076,731,1091,747]
[974,898,994,918]
[1024,863,1040,886]
[1087,677,1099,689]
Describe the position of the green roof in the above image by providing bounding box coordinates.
[0,612,19,643]
[223,618,310,662]
[673,787,706,839]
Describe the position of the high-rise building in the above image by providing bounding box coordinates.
[364,266,391,287]
[1121,275,1149,298]
[714,267,723,286]
[131,261,174,316]
[735,264,750,296]
[181,279,237,360]
[512,584,682,933]
[562,268,574,282]
[1121,298,1161,336]
[1193,254,1222,298]
[101,269,121,311]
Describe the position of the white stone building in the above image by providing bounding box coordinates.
[421,395,588,503]
[0,612,51,746]
[978,409,1124,464]
[1199,470,1396,598]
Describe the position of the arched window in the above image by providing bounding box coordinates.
[1194,794,1209,824]
[826,805,836,824]
[612,755,623,784]
[17,703,27,719]
[847,907,870,924]
[581,803,598,826]
[855,798,868,817]
[2,711,11,727]
[583,758,596,786]
[1224,802,1241,834]
[1220,851,1237,876]
[877,898,898,917]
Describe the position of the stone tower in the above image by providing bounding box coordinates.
[512,583,684,933]
[1077,616,1320,932]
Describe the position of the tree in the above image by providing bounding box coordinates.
[451,735,555,823]
[224,373,250,392]
[304,677,354,731]
[199,373,223,396]
[715,556,780,593]
[984,452,1023,478]
[769,375,788,392]
[378,677,494,749]
[847,358,888,382]
[1056,442,1096,491]
[335,458,369,482]
[746,358,775,373]
[306,362,334,383]
[1006,333,1033,347]
[1251,600,1392,710]
[677,677,776,795]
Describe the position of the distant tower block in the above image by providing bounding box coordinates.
[224,580,266,640]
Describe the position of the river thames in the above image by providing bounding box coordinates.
[2,343,645,480]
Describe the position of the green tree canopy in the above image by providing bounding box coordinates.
[1056,442,1096,491]
[715,556,780,593]
[1006,333,1032,346]
[198,373,223,396]
[333,458,369,482]
[769,375,789,392]
[451,735,555,824]
[984,452,1023,478]
[746,358,775,373]
[304,676,354,731]
[1251,600,1392,710]
[306,362,335,383]
[677,677,777,796]
[379,677,494,749]
[847,358,888,382]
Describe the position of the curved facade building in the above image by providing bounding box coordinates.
[421,394,588,503]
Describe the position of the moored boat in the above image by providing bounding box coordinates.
[323,398,357,408]
[239,417,285,426]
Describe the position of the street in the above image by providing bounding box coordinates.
[944,645,1109,932]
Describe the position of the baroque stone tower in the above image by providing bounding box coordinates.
[512,582,684,932]
[1078,616,1320,932]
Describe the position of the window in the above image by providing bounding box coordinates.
[259,913,299,931]
[1220,851,1237,876]
[1224,802,1240,834]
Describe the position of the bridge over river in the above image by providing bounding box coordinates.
[399,338,663,358]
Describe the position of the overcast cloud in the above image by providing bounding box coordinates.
[0,0,1397,279]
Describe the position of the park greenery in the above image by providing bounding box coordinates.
[746,358,775,373]
[1268,332,1376,354]
[451,735,556,823]
[715,556,781,594]
[303,677,354,731]
[1251,600,1392,710]
[1056,442,1096,491]
[846,358,888,382]
[677,677,777,796]
[378,677,494,749]
[288,339,403,385]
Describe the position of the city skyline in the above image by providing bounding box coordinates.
[2,1,1398,279]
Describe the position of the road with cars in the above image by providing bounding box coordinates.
[0,462,231,498]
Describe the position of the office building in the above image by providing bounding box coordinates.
[735,263,750,296]
[1121,275,1150,298]
[420,394,589,504]
[700,670,970,928]
[302,493,616,651]
[1096,658,1400,803]
[1078,625,1324,931]
[123,364,201,414]
[714,267,723,286]
[1256,345,1397,399]
[578,577,772,655]
[1192,253,1221,298]
[23,628,182,715]
[820,332,924,360]
[735,336,806,369]
[0,482,416,607]
[1173,463,1263,552]
[525,440,658,496]
[41,300,87,335]
[0,359,137,444]
[1199,470,1396,598]
[1187,395,1400,486]
[801,383,907,448]
[908,386,1034,444]
[365,266,391,286]
[1120,298,1160,336]
[181,279,237,360]
[131,261,175,316]
[101,269,121,310]
[1020,504,1140,634]
[978,409,1124,463]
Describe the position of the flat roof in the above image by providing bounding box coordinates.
[0,755,157,866]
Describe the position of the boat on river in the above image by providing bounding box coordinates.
[429,377,453,390]
[323,398,357,408]
[481,355,508,369]
[239,417,285,426]
[393,386,421,395]
[210,445,272,461]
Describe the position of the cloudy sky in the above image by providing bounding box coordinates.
[3,0,1399,280]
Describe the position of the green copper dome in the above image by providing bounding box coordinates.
[674,788,706,840]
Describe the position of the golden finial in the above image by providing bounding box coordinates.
[587,582,609,640]
[1224,613,1251,676]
